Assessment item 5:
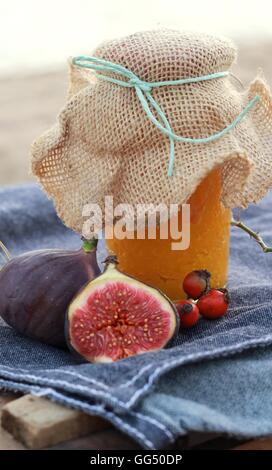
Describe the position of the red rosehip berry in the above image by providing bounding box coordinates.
[197,288,230,319]
[183,270,211,299]
[176,299,200,328]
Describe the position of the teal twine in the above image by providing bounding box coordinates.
[72,55,261,177]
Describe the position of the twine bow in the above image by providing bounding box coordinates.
[72,55,260,177]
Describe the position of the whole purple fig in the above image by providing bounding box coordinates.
[0,239,100,347]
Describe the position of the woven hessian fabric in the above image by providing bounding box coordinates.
[31,30,272,233]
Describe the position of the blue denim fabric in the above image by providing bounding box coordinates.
[1,183,272,449]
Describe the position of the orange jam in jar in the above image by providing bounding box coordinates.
[106,168,231,300]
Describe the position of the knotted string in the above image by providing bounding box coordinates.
[72,55,260,177]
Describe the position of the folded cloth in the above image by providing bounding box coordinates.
[1,183,272,449]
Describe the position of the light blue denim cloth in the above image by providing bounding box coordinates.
[1,183,272,449]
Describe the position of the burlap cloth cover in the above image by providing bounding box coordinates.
[31,30,272,234]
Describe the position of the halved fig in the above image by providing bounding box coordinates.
[66,256,179,363]
[0,238,100,347]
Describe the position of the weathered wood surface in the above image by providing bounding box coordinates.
[1,394,108,449]
[0,393,25,450]
[234,437,272,450]
[49,428,141,450]
[0,392,269,450]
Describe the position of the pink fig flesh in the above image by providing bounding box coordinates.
[66,257,179,363]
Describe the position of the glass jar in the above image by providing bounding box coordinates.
[106,168,231,300]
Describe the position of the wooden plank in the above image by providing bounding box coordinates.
[2,393,266,451]
[191,436,245,450]
[176,432,221,449]
[0,392,25,450]
[0,393,18,408]
[233,437,272,450]
[1,394,109,449]
[49,428,141,450]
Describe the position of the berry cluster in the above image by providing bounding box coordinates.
[176,270,230,329]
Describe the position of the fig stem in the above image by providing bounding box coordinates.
[0,240,11,261]
[103,255,119,266]
[231,217,272,253]
[81,237,98,253]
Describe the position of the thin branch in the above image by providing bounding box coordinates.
[0,240,11,261]
[231,218,272,253]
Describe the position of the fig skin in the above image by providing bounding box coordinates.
[66,255,180,363]
[0,245,100,348]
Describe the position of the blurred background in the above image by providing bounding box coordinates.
[0,0,271,186]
